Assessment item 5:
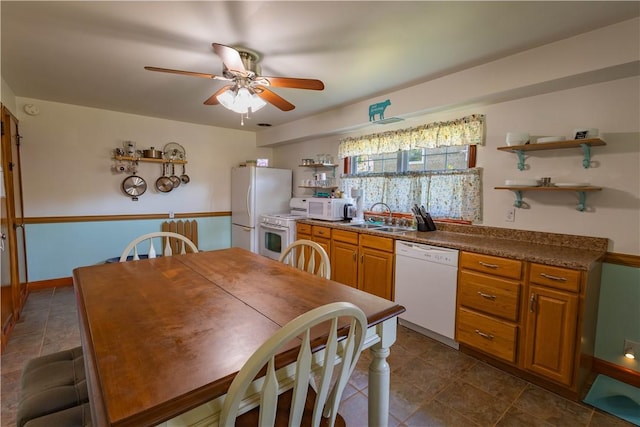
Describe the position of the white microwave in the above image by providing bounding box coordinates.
[307,198,353,221]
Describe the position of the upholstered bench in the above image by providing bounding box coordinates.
[17,346,92,427]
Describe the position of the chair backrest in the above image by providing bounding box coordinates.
[119,232,198,262]
[278,239,331,279]
[219,302,368,427]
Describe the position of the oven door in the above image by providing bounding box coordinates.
[258,222,292,260]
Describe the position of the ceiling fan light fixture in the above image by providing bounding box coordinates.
[217,86,266,115]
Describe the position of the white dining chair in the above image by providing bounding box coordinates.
[119,232,198,262]
[278,239,331,279]
[219,301,367,427]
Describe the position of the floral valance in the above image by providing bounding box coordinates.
[338,114,485,159]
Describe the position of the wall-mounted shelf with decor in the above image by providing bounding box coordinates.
[497,138,606,170]
[298,163,338,196]
[114,155,187,164]
[494,186,602,211]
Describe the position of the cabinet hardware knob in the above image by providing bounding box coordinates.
[478,261,499,269]
[540,273,567,282]
[475,330,494,340]
[477,292,497,300]
[353,252,356,261]
[529,293,536,312]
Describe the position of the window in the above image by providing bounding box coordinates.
[338,115,484,222]
[349,146,475,175]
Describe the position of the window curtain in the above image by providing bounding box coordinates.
[341,168,482,222]
[338,114,485,158]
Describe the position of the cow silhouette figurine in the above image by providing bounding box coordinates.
[369,99,391,122]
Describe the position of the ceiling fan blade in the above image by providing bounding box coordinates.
[144,66,227,80]
[203,84,234,105]
[255,86,295,111]
[261,77,325,91]
[212,43,246,74]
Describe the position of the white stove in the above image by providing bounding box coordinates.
[258,198,308,260]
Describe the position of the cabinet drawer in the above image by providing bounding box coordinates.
[529,263,581,293]
[332,229,359,245]
[359,234,393,252]
[312,226,331,239]
[296,223,312,235]
[458,270,521,321]
[460,252,523,280]
[457,308,517,363]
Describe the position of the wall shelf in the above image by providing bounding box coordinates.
[298,163,338,196]
[497,138,606,170]
[114,155,187,164]
[494,186,603,211]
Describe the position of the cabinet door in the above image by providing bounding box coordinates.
[524,285,578,386]
[358,246,393,300]
[332,240,358,288]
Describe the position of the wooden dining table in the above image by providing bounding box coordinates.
[73,247,405,427]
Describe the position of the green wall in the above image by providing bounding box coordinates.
[25,216,231,281]
[595,263,640,373]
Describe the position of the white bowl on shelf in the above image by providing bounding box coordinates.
[505,179,540,187]
[505,132,530,146]
[536,136,566,143]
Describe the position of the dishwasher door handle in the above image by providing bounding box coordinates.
[400,243,454,254]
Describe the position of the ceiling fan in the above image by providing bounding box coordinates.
[145,43,324,120]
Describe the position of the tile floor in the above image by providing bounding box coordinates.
[1,287,634,427]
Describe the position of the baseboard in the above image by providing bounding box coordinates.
[28,277,73,291]
[592,357,640,388]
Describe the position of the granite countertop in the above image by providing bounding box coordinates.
[299,219,608,270]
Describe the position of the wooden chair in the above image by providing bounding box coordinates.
[119,232,198,262]
[278,239,331,279]
[219,301,368,427]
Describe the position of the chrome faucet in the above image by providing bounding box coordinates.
[369,202,393,224]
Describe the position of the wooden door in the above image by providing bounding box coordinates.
[332,240,358,287]
[524,285,578,386]
[358,246,394,300]
[1,105,27,351]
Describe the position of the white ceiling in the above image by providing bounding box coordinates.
[2,1,639,131]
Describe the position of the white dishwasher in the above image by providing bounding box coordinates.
[395,241,459,349]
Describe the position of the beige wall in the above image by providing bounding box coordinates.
[273,76,640,255]
[15,98,272,216]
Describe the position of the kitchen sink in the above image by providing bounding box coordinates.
[343,223,384,229]
[375,226,414,234]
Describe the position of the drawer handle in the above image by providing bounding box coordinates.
[475,330,494,340]
[477,291,496,300]
[540,273,567,282]
[478,261,499,269]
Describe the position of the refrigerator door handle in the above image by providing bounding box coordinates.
[246,185,252,224]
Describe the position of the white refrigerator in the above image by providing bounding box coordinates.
[231,166,292,253]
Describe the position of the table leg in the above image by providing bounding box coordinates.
[368,318,397,427]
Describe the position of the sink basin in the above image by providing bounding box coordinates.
[343,223,384,229]
[374,226,414,234]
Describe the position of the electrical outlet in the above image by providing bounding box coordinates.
[505,207,516,222]
[169,211,174,219]
[624,339,639,359]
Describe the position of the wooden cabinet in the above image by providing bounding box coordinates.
[457,251,601,399]
[331,229,358,288]
[296,222,312,240]
[456,252,523,363]
[296,223,332,272]
[358,234,394,300]
[311,225,331,259]
[328,230,394,299]
[524,263,580,386]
